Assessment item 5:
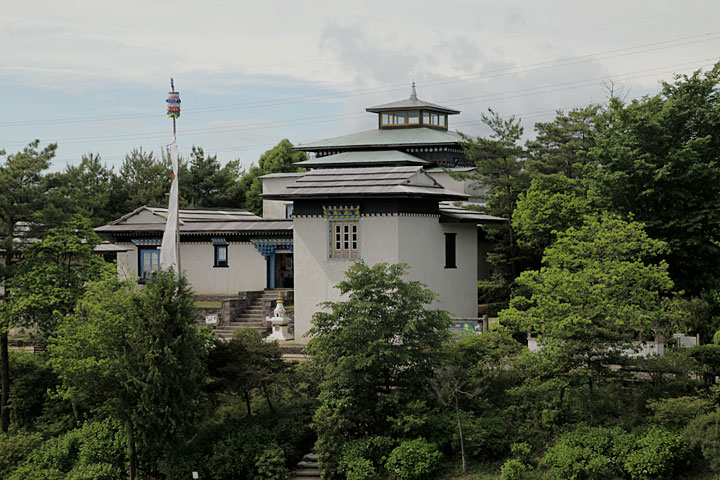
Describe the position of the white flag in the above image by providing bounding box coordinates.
[160,141,179,272]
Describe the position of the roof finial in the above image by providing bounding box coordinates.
[410,79,417,100]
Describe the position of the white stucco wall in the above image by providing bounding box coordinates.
[116,241,267,295]
[262,175,302,219]
[427,171,488,197]
[123,209,163,224]
[398,218,477,318]
[262,200,293,220]
[292,214,477,342]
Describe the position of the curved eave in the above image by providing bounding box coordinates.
[263,191,468,201]
[95,222,293,236]
[296,159,429,168]
[366,106,460,115]
[299,142,460,152]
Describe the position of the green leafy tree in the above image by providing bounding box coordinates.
[184,146,245,208]
[588,64,720,295]
[500,214,677,421]
[688,344,720,386]
[49,270,211,479]
[512,177,590,264]
[462,109,529,288]
[207,328,289,416]
[0,140,58,433]
[241,139,306,216]
[3,216,110,336]
[308,262,451,478]
[512,106,599,269]
[53,153,115,226]
[525,105,599,182]
[108,148,170,217]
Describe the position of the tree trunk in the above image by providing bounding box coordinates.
[71,401,79,423]
[1,331,9,433]
[261,384,275,413]
[556,386,566,424]
[244,391,252,417]
[455,395,466,475]
[128,422,137,480]
[588,378,594,424]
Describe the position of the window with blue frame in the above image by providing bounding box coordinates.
[285,203,294,219]
[214,244,228,267]
[139,248,160,280]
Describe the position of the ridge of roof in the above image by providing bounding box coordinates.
[296,127,464,150]
[366,96,460,115]
[106,205,262,227]
[295,150,430,167]
[262,166,467,201]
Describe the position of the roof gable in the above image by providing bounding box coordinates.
[108,206,262,226]
[295,150,430,168]
[296,127,464,151]
[366,97,460,115]
[262,166,468,201]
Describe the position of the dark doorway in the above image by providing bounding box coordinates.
[274,252,294,288]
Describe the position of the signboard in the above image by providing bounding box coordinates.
[449,320,479,337]
[205,315,218,325]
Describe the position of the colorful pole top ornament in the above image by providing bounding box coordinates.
[166,78,181,119]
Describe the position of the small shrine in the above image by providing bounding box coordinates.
[266,291,293,341]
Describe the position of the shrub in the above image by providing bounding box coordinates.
[340,456,375,480]
[253,443,289,480]
[8,351,63,431]
[683,409,720,472]
[500,459,528,480]
[623,426,691,480]
[5,419,125,480]
[385,438,442,480]
[338,436,395,480]
[0,431,43,478]
[454,413,509,459]
[542,426,632,480]
[647,396,714,429]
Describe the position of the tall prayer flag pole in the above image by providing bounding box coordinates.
[160,78,181,273]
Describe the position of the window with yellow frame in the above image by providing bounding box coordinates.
[380,110,420,127]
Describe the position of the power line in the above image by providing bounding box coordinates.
[1,30,718,128]
[20,57,717,150]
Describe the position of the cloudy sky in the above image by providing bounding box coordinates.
[2,0,719,172]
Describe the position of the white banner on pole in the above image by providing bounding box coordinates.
[160,141,179,272]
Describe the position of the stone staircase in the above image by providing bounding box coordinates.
[213,289,292,341]
[287,452,321,479]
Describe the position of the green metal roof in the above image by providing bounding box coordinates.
[295,150,430,168]
[297,127,464,151]
[366,96,460,115]
[258,172,306,179]
[425,166,476,173]
[262,166,468,201]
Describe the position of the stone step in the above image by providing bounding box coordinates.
[214,325,267,333]
[235,317,265,323]
[216,324,266,330]
[296,460,318,468]
[291,468,321,477]
[302,453,318,462]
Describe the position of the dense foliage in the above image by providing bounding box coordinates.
[2,66,720,478]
